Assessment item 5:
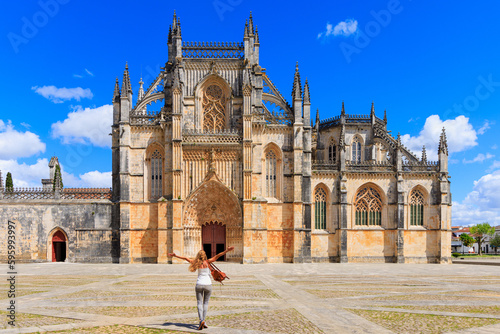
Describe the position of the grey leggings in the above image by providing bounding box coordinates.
[195,284,212,321]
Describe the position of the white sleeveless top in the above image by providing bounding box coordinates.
[196,267,212,285]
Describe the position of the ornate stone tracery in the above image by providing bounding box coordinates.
[354,186,382,226]
[314,187,327,229]
[265,150,277,198]
[150,149,163,200]
[410,188,424,226]
[203,84,226,132]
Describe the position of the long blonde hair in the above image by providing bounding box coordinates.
[189,250,207,272]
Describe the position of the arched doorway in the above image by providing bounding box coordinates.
[183,174,243,262]
[52,231,67,262]
[202,221,226,261]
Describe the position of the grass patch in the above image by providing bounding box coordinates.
[43,324,187,333]
[347,309,500,334]
[0,311,83,329]
[377,305,500,315]
[185,308,324,333]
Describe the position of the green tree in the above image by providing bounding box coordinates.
[490,234,500,254]
[470,223,496,255]
[459,233,475,253]
[53,164,63,190]
[5,172,13,190]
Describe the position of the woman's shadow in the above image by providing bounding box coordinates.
[161,322,199,330]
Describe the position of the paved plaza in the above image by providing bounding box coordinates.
[2,262,500,334]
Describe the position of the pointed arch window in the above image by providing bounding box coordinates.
[203,84,226,132]
[355,186,382,226]
[265,150,277,198]
[151,150,163,200]
[352,137,362,163]
[314,188,327,229]
[328,140,336,164]
[410,189,424,226]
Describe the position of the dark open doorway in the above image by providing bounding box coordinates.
[202,221,226,261]
[52,230,67,262]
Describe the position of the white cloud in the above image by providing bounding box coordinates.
[488,160,500,172]
[477,120,491,135]
[452,201,500,227]
[318,19,358,39]
[453,170,500,226]
[0,157,111,189]
[0,158,49,188]
[463,153,494,164]
[51,104,112,147]
[61,170,111,188]
[79,171,111,188]
[73,74,83,78]
[0,120,46,160]
[401,115,478,161]
[85,68,94,77]
[32,85,93,103]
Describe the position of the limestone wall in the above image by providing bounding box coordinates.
[0,200,114,263]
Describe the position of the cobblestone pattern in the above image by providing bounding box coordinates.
[3,263,500,334]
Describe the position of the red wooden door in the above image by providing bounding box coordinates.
[52,231,67,262]
[202,222,226,261]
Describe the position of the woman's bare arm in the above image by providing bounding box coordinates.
[168,253,193,264]
[208,246,235,263]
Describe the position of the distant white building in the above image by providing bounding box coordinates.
[452,226,500,254]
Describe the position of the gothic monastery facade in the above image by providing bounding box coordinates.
[0,13,452,264]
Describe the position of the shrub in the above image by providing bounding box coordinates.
[452,252,461,258]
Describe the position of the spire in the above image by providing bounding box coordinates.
[303,78,310,104]
[341,101,345,116]
[138,77,144,101]
[371,101,375,116]
[170,11,181,38]
[121,63,132,97]
[292,62,302,100]
[397,132,401,147]
[421,145,427,162]
[248,12,254,36]
[113,77,120,102]
[438,127,448,155]
[244,19,249,38]
[255,26,260,43]
[315,109,320,125]
[384,109,387,123]
[177,16,182,37]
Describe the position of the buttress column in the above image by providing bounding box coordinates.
[171,86,184,263]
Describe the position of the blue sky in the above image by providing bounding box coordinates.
[1,0,500,226]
